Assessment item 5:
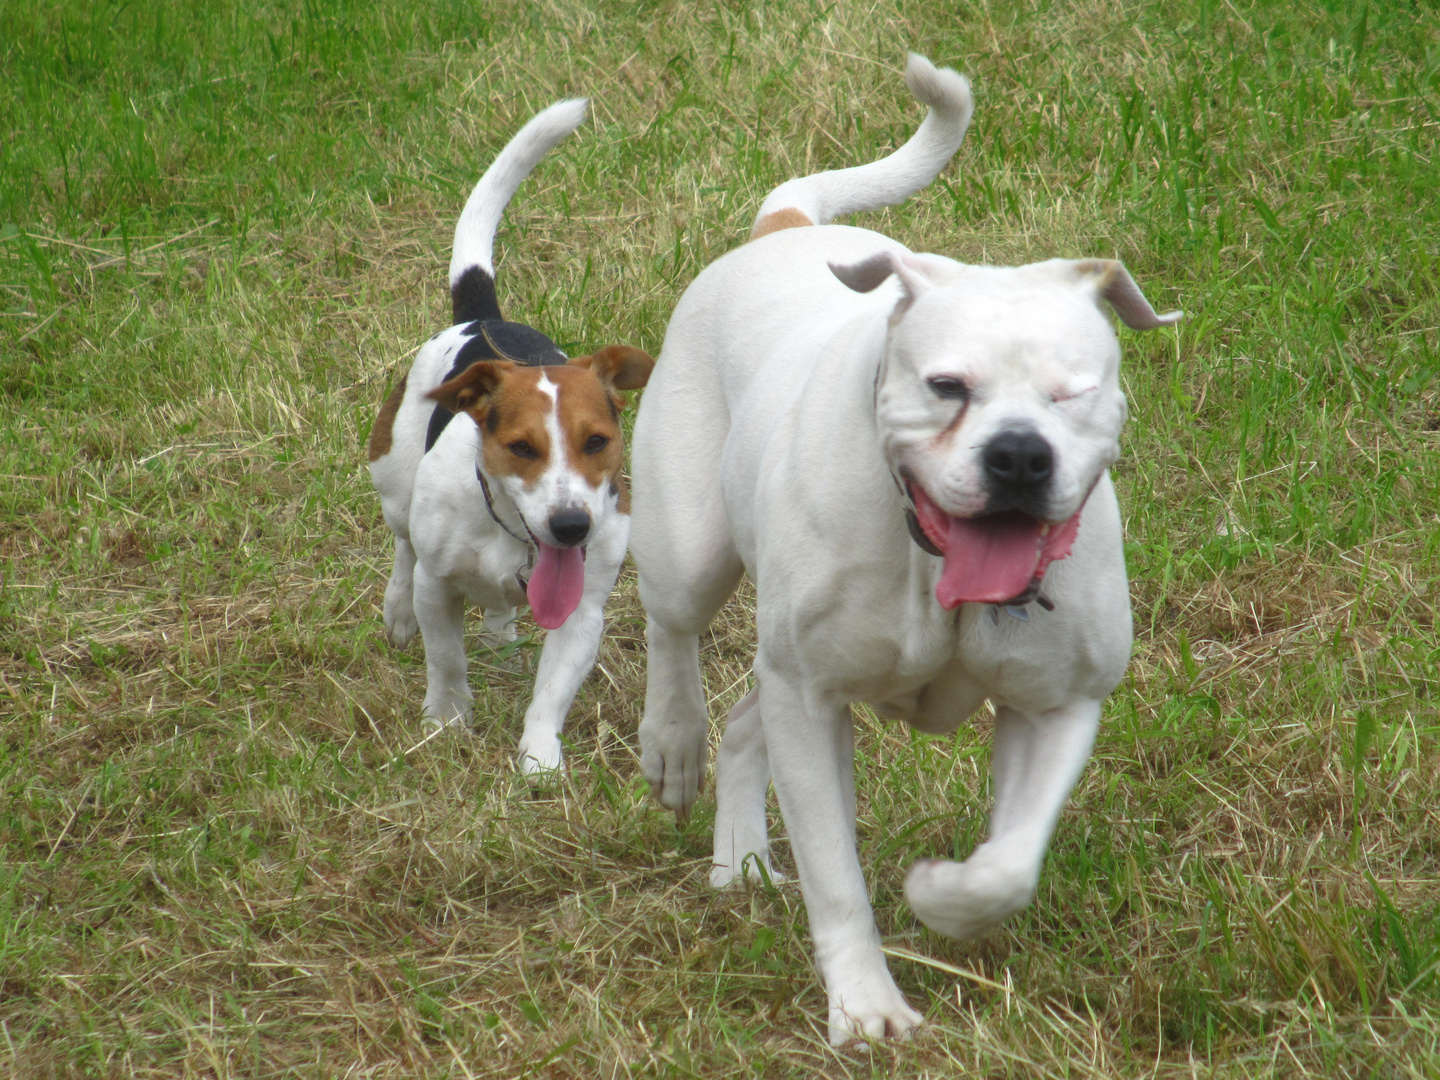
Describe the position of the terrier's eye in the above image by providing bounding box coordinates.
[583,434,609,454]
[508,440,538,459]
[926,376,968,401]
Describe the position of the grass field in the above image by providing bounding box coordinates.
[2,0,1438,1075]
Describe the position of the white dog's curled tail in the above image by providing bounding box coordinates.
[749,53,972,239]
[449,98,589,323]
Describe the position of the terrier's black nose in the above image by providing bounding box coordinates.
[548,507,591,547]
[983,430,1054,488]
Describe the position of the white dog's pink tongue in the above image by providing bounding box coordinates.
[910,485,1081,609]
[528,544,585,629]
[936,513,1046,608]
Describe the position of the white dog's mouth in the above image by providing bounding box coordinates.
[908,483,1082,609]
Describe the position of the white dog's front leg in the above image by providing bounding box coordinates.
[760,671,922,1045]
[383,537,420,646]
[638,620,710,813]
[710,688,784,888]
[515,538,624,778]
[904,699,1101,940]
[413,564,472,728]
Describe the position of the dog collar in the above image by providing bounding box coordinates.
[476,464,537,567]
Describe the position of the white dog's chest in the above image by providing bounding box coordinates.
[790,590,1082,719]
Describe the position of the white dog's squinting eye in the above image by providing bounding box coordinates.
[1051,385,1098,404]
[926,375,969,401]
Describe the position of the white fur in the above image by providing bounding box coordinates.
[628,55,1178,1045]
[754,53,971,228]
[449,98,588,286]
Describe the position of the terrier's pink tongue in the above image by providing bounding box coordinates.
[910,485,1080,609]
[528,544,585,629]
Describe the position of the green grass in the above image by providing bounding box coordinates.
[1,0,1438,1075]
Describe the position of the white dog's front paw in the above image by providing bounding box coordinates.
[517,736,563,781]
[384,603,420,648]
[904,847,1037,940]
[826,973,924,1046]
[638,720,707,814]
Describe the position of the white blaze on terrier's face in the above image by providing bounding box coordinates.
[838,253,1150,608]
[428,346,648,630]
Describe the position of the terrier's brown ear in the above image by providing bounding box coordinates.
[570,345,655,392]
[427,360,514,413]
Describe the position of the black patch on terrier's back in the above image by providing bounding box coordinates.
[424,320,568,450]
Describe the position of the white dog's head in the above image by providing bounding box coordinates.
[832,252,1180,608]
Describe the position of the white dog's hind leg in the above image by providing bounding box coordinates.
[759,671,922,1045]
[710,688,786,888]
[904,699,1101,940]
[414,564,473,728]
[630,323,743,814]
[383,538,420,647]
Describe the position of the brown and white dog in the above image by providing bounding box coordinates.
[368,99,653,774]
[629,55,1179,1043]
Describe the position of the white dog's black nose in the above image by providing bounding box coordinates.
[548,507,591,547]
[984,430,1053,489]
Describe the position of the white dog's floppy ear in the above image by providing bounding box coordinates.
[1071,259,1183,330]
[829,250,933,313]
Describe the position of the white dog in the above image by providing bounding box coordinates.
[368,100,653,774]
[628,55,1179,1043]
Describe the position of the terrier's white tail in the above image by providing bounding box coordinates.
[449,98,588,324]
[750,53,972,238]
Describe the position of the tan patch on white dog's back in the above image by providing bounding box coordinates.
[749,207,814,241]
[367,374,407,462]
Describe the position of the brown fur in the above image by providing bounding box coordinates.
[429,361,510,414]
[573,345,654,391]
[472,370,556,487]
[553,365,627,491]
[748,207,814,241]
[367,374,407,462]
